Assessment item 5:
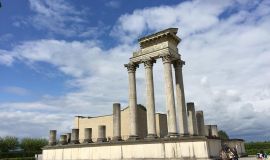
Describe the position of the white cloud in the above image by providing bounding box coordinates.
[105,1,121,9]
[0,33,13,43]
[22,0,98,37]
[0,0,270,141]
[0,109,73,138]
[0,50,14,66]
[111,0,234,43]
[1,86,30,96]
[109,0,270,140]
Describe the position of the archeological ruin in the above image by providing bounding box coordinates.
[42,28,246,160]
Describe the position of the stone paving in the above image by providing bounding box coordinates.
[239,156,268,159]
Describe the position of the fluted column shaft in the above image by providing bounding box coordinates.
[125,62,139,140]
[162,55,178,137]
[144,59,157,138]
[173,59,189,136]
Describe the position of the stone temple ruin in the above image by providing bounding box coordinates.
[42,28,246,159]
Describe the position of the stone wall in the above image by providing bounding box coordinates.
[43,138,221,160]
[73,105,167,141]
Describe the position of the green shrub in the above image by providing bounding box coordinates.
[0,136,19,152]
[0,136,46,159]
[0,151,37,158]
[245,141,270,155]
[218,130,229,140]
[20,138,48,153]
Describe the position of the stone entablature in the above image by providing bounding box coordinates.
[138,28,180,48]
[131,28,180,64]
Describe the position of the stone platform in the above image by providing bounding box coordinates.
[42,137,221,160]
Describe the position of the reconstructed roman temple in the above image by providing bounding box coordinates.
[42,28,246,160]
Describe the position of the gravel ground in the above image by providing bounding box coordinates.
[239,156,268,159]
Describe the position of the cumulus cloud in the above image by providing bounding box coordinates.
[0,109,73,138]
[111,0,234,43]
[111,0,270,140]
[19,0,100,37]
[0,0,270,141]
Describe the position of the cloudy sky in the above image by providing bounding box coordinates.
[0,0,269,141]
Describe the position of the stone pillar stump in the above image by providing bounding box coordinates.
[71,129,80,144]
[49,130,56,146]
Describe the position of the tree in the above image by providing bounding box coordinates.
[20,138,48,152]
[218,130,229,140]
[0,136,19,152]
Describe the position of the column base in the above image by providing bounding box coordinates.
[48,142,56,146]
[165,132,179,139]
[97,138,107,143]
[59,141,68,145]
[112,136,122,142]
[127,135,140,141]
[145,134,158,140]
[179,133,190,137]
[83,139,93,143]
[70,140,80,144]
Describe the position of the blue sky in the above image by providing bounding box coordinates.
[0,0,270,141]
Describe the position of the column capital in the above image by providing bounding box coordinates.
[142,58,156,68]
[161,54,173,64]
[124,62,139,72]
[173,59,185,68]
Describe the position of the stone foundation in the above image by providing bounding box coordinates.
[42,137,221,160]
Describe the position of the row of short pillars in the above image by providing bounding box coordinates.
[49,103,122,146]
[49,126,107,146]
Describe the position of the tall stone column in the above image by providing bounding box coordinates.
[162,55,178,137]
[187,102,198,136]
[196,111,206,136]
[143,59,157,139]
[173,59,189,136]
[113,103,122,141]
[71,129,80,144]
[97,125,107,143]
[83,128,93,143]
[124,62,139,140]
[49,130,56,146]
